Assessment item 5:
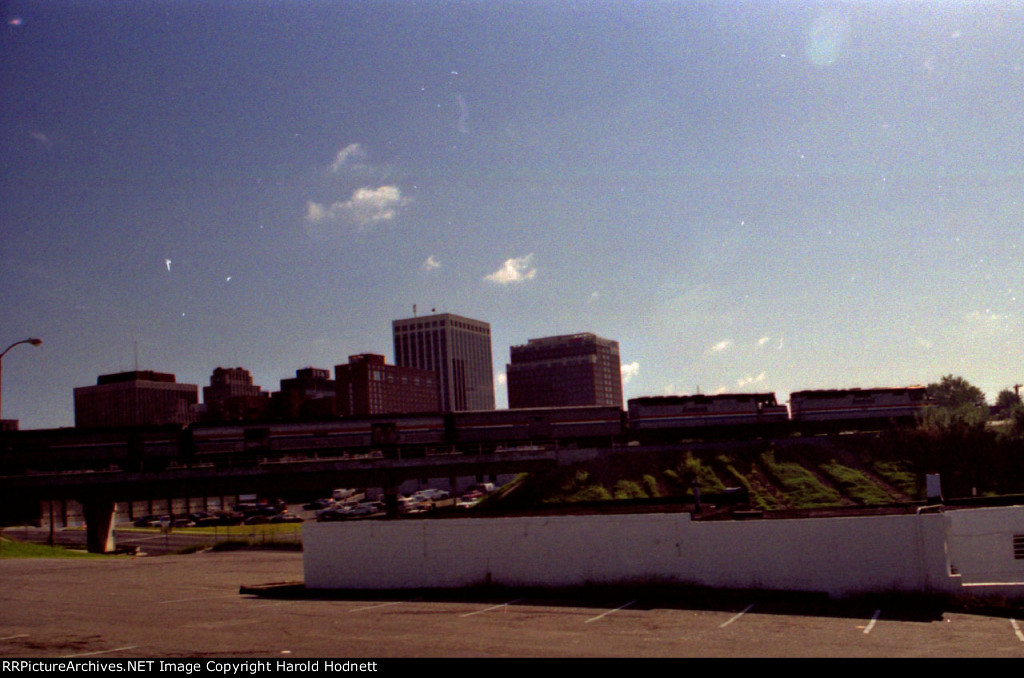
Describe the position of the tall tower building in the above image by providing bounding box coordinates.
[392,312,495,411]
[507,333,623,409]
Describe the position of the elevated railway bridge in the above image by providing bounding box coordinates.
[0,444,566,552]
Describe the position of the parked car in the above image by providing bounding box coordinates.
[411,489,450,502]
[332,488,357,501]
[270,512,303,523]
[316,507,350,522]
[455,496,481,509]
[303,498,332,511]
[195,510,244,526]
[133,514,170,528]
[344,503,379,517]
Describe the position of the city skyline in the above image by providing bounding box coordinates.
[3,2,1024,429]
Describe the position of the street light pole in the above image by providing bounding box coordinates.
[0,338,42,422]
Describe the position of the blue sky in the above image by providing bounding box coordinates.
[3,1,1024,429]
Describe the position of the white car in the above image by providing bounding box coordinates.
[411,489,450,501]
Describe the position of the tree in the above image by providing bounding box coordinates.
[926,374,987,409]
[921,374,989,437]
[994,388,1022,419]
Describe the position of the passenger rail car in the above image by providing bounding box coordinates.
[189,414,448,461]
[0,425,185,474]
[452,406,624,451]
[627,393,790,442]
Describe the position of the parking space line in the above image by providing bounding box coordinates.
[349,600,416,612]
[160,593,241,604]
[719,604,754,628]
[863,609,881,635]
[459,599,524,617]
[1012,619,1024,642]
[584,600,636,624]
[61,646,138,658]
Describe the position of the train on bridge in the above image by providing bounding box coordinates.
[0,387,929,474]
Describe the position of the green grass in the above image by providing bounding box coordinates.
[819,460,895,505]
[871,460,922,499]
[0,536,106,559]
[714,454,781,511]
[122,522,303,538]
[759,452,842,508]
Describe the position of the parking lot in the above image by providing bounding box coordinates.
[2,549,1024,657]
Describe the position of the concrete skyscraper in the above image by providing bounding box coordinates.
[392,312,495,411]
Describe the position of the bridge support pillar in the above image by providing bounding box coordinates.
[82,500,116,554]
[383,486,401,519]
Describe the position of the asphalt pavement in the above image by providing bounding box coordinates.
[2,547,1024,658]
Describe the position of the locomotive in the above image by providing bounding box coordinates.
[627,392,790,442]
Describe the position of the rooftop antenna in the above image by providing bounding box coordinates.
[413,304,417,317]
[134,339,139,371]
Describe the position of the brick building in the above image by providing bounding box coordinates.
[507,333,623,409]
[74,371,199,428]
[274,367,336,420]
[202,367,269,422]
[334,354,439,416]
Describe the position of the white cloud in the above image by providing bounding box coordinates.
[329,143,367,173]
[738,372,767,388]
[965,310,1008,325]
[757,336,771,347]
[708,339,732,353]
[421,255,442,271]
[305,185,408,230]
[484,254,537,284]
[621,361,640,385]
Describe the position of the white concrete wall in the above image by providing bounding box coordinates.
[946,506,1024,585]
[303,506,1024,599]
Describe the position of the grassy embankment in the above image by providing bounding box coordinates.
[498,436,927,511]
[0,536,107,559]
[123,522,304,553]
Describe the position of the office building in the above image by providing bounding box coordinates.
[274,367,336,420]
[392,312,495,411]
[202,367,269,422]
[507,333,623,409]
[335,354,439,416]
[74,370,199,428]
